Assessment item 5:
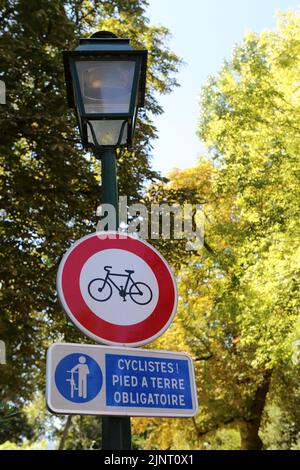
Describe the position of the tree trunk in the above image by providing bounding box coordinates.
[58,415,72,450]
[239,373,271,450]
[239,420,264,450]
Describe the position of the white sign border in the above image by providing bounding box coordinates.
[46,342,198,418]
[56,232,178,347]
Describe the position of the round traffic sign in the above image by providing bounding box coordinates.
[57,232,177,346]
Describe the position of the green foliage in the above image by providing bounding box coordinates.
[134,10,300,450]
[197,11,300,372]
[0,0,181,447]
[201,427,241,450]
[62,416,102,450]
[0,401,34,444]
[0,439,47,450]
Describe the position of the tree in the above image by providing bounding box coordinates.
[133,11,300,450]
[0,0,181,445]
[197,12,300,449]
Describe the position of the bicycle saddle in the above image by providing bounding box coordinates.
[125,269,135,274]
[104,266,112,271]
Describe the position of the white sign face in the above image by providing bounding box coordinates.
[79,249,159,326]
[56,232,178,347]
[46,343,198,418]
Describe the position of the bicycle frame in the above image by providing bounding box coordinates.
[88,268,152,305]
[67,370,78,399]
[103,269,134,296]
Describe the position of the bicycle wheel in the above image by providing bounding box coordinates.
[129,282,153,306]
[88,278,112,302]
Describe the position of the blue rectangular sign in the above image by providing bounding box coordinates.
[47,343,198,417]
[105,354,193,410]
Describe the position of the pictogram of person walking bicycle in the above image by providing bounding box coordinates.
[88,266,153,305]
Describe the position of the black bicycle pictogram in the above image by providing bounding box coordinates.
[88,266,153,305]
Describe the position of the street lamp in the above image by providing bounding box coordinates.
[63,31,147,150]
[63,31,148,451]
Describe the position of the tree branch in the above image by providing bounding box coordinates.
[58,415,72,450]
[192,415,241,438]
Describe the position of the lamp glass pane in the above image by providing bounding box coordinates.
[76,61,136,114]
[87,120,127,146]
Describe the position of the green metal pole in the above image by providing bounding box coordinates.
[100,147,131,450]
[100,147,119,215]
[102,415,131,450]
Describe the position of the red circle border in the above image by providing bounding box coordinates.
[58,233,177,345]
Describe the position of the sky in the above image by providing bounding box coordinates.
[146,0,300,175]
